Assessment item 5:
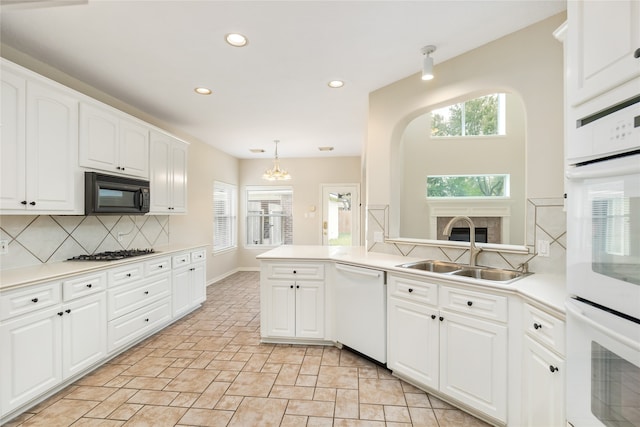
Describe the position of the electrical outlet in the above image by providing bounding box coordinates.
[537,239,550,257]
[0,240,8,255]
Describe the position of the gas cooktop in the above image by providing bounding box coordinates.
[67,248,155,261]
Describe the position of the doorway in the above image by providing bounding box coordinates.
[321,184,360,246]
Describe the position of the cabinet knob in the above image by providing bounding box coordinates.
[144,291,149,295]
[145,318,149,322]
[29,201,36,206]
[86,284,92,288]
[290,285,294,289]
[439,316,444,321]
[21,200,27,205]
[190,267,195,271]
[408,288,414,293]
[31,298,39,303]
[467,301,473,306]
[159,265,163,268]
[549,365,559,373]
[58,312,64,316]
[431,314,436,320]
[122,168,125,171]
[65,309,71,314]
[533,323,542,330]
[293,270,297,274]
[126,273,132,277]
[634,47,640,59]
[296,285,300,289]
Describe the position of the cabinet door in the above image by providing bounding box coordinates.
[25,81,79,212]
[190,263,206,306]
[265,280,296,337]
[440,310,507,423]
[387,297,439,390]
[119,118,149,178]
[568,0,640,105]
[295,280,324,339]
[149,131,172,213]
[522,336,565,427]
[62,292,107,379]
[79,102,119,173]
[0,306,62,415]
[0,69,27,211]
[169,141,188,213]
[172,268,191,318]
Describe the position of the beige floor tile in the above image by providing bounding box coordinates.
[316,366,359,389]
[313,387,337,402]
[300,355,322,375]
[267,346,307,364]
[307,416,334,427]
[126,390,179,406]
[214,395,244,411]
[384,405,412,422]
[296,374,318,387]
[408,407,440,427]
[122,377,171,391]
[205,359,246,371]
[169,392,201,408]
[164,368,219,393]
[358,366,379,379]
[275,363,301,386]
[164,349,202,359]
[404,392,431,408]
[226,371,277,397]
[122,405,187,426]
[242,353,270,372]
[321,347,341,366]
[269,385,315,400]
[71,419,125,426]
[85,389,139,418]
[76,365,128,387]
[360,404,385,421]
[359,378,406,405]
[108,403,143,420]
[177,408,234,427]
[214,370,239,382]
[427,393,457,409]
[156,367,185,379]
[335,389,359,419]
[227,397,288,427]
[280,414,308,426]
[285,399,335,417]
[20,399,99,426]
[433,408,492,426]
[64,386,118,402]
[334,419,386,426]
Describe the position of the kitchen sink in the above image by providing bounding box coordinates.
[396,260,529,283]
[397,260,461,273]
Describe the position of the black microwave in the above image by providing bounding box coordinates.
[85,172,150,215]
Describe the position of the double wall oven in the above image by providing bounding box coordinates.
[566,97,640,427]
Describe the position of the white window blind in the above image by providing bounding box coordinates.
[246,186,293,247]
[213,181,237,252]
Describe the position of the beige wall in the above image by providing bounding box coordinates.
[238,156,361,269]
[366,13,566,241]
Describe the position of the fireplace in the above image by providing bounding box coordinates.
[437,216,502,244]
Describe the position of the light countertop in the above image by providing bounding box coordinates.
[0,243,209,291]
[258,245,567,316]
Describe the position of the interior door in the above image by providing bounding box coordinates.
[321,184,360,246]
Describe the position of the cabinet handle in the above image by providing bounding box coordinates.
[533,323,542,330]
[21,200,27,205]
[145,318,149,322]
[467,301,473,306]
[634,48,640,59]
[31,298,39,303]
[159,265,163,268]
[439,316,444,321]
[549,365,559,373]
[431,314,436,320]
[126,273,132,277]
[86,284,92,288]
[29,201,36,206]
[65,309,71,314]
[144,291,149,295]
[408,288,414,293]
[58,311,64,316]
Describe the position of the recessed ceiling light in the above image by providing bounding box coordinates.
[249,148,265,153]
[226,33,248,47]
[318,146,334,151]
[194,87,212,95]
[328,80,344,88]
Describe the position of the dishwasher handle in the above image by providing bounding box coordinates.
[335,263,383,279]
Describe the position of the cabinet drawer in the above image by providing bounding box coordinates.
[107,296,172,352]
[523,303,565,355]
[191,249,206,263]
[267,263,325,280]
[388,274,438,307]
[144,257,171,276]
[439,286,507,323]
[108,264,144,288]
[107,275,171,320]
[63,272,106,301]
[172,253,191,269]
[0,281,61,321]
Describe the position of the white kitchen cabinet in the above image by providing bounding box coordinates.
[261,262,325,341]
[79,102,149,179]
[0,63,82,214]
[149,130,188,214]
[171,249,207,318]
[567,0,640,106]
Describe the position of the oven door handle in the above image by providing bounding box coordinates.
[566,301,640,351]
[566,160,640,180]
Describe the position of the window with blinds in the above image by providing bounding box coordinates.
[213,181,237,253]
[246,186,293,247]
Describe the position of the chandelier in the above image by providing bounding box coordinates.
[262,140,292,181]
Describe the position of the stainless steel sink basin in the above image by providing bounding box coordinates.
[396,260,529,283]
[397,260,461,273]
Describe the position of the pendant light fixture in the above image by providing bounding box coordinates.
[262,140,292,181]
[421,45,437,81]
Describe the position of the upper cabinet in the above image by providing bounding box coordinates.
[79,102,150,179]
[149,130,188,214]
[568,0,640,106]
[1,64,83,214]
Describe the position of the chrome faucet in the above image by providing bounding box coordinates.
[443,215,483,267]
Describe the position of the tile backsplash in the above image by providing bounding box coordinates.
[0,215,169,270]
[366,198,566,274]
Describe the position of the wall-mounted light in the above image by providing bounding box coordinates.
[421,45,437,81]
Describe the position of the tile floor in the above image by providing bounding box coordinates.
[5,271,490,427]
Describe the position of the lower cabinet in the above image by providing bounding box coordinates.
[172,250,207,318]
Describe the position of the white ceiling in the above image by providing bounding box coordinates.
[0,0,566,159]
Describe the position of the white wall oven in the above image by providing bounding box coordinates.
[566,96,640,427]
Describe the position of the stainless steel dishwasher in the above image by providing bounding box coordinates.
[334,263,386,364]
